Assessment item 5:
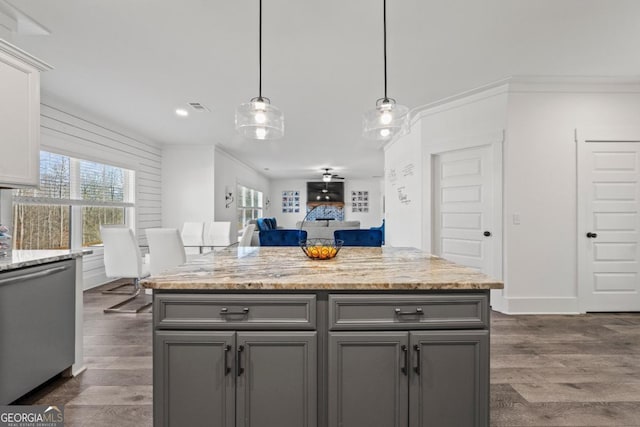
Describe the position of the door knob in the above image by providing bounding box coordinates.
[586,232,598,238]
[483,231,491,237]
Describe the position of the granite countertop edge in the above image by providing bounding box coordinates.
[0,249,93,272]
[140,247,505,291]
[142,281,503,291]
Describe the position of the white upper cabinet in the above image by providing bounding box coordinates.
[0,39,52,188]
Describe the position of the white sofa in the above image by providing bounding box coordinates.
[295,220,361,240]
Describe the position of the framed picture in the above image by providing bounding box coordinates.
[282,190,301,213]
[352,190,369,213]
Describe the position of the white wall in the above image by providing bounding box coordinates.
[384,120,424,249]
[269,178,384,229]
[383,78,640,314]
[161,145,215,229]
[344,179,384,228]
[214,148,270,240]
[503,85,640,313]
[269,179,308,228]
[39,97,163,289]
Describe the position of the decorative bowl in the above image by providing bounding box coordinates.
[300,238,343,260]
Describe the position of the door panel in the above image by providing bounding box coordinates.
[578,142,640,311]
[409,331,489,427]
[154,331,235,427]
[328,332,409,427]
[433,146,494,275]
[236,332,317,427]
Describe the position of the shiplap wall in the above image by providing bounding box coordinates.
[39,100,163,289]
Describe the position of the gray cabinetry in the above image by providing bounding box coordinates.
[155,331,235,427]
[328,332,409,427]
[153,294,317,427]
[329,294,488,330]
[237,332,317,427]
[327,294,490,427]
[153,291,490,427]
[409,331,488,427]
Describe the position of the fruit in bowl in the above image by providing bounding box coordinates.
[300,238,342,260]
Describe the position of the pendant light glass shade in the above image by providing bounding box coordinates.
[235,97,284,140]
[235,0,284,140]
[363,98,409,140]
[363,0,410,141]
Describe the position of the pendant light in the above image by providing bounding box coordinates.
[235,0,284,140]
[362,0,409,141]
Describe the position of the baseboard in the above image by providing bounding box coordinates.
[499,296,581,314]
[83,274,110,291]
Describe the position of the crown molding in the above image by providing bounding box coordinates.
[0,38,52,71]
[397,75,640,141]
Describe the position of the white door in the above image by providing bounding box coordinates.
[578,141,640,312]
[432,145,496,276]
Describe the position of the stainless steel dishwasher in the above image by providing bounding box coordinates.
[0,260,75,404]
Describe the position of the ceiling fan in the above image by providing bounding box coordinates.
[321,168,345,182]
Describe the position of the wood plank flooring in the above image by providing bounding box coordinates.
[15,283,640,426]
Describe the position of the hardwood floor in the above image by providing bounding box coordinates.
[16,280,153,427]
[16,284,640,426]
[490,310,640,426]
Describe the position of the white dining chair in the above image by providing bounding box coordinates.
[238,223,256,247]
[204,221,232,250]
[145,228,187,276]
[181,222,204,255]
[100,225,152,313]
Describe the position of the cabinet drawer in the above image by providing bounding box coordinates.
[328,294,488,330]
[154,294,316,330]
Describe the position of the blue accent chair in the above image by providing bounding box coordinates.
[256,217,278,232]
[259,229,307,247]
[334,229,383,247]
[370,219,385,245]
[266,217,277,229]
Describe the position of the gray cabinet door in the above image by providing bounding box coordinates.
[328,332,409,427]
[154,331,235,427]
[409,330,489,427]
[236,331,317,427]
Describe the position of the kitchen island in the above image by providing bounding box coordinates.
[142,246,503,427]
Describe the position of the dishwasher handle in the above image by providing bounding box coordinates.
[0,265,70,287]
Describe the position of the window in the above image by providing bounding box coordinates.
[12,151,134,249]
[237,185,263,230]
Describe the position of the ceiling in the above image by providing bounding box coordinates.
[7,0,640,180]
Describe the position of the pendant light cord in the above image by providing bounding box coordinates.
[259,0,262,100]
[383,0,388,102]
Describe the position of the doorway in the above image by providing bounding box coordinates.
[426,134,503,309]
[578,138,640,312]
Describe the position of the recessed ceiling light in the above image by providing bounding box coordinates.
[175,108,189,117]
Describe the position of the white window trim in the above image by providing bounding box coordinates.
[10,152,136,250]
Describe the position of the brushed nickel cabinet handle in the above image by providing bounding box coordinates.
[0,266,69,287]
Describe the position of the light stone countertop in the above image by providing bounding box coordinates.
[141,246,504,291]
[0,249,93,272]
